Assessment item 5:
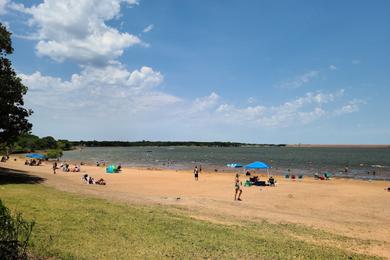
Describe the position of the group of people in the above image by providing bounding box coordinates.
[82,174,106,185]
[25,159,42,166]
[50,161,107,186]
[52,161,81,174]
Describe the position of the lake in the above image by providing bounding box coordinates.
[62,146,390,180]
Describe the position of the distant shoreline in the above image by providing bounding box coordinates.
[70,141,286,147]
[287,144,390,148]
[69,141,390,148]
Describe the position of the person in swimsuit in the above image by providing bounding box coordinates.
[194,166,199,181]
[234,173,242,201]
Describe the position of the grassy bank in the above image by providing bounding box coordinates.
[0,184,381,259]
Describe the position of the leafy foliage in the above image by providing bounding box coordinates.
[56,139,72,151]
[0,200,35,260]
[0,23,32,146]
[45,149,63,159]
[39,136,57,150]
[12,134,72,153]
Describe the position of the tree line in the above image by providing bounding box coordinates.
[12,134,72,152]
[4,134,72,159]
[71,140,286,147]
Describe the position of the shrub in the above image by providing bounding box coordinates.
[45,149,63,159]
[0,200,34,259]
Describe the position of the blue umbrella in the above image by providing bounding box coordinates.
[25,153,45,159]
[244,161,271,177]
[244,161,270,169]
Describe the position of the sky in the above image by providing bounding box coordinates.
[0,0,389,144]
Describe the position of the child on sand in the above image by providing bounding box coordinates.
[234,173,242,201]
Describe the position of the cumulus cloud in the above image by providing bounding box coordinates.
[19,59,363,130]
[0,0,8,14]
[143,24,154,33]
[181,89,361,128]
[191,92,220,112]
[334,99,365,115]
[201,90,356,128]
[216,104,266,124]
[329,64,337,70]
[20,64,178,114]
[19,62,365,137]
[11,0,145,65]
[5,1,366,139]
[276,70,319,89]
[128,66,163,92]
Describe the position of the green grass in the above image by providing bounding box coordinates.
[0,184,382,259]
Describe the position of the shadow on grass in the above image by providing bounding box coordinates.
[0,167,46,185]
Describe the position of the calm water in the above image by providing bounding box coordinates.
[62,146,390,180]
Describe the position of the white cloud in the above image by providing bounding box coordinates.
[352,60,361,65]
[19,62,364,137]
[276,70,319,89]
[20,64,360,129]
[247,97,256,104]
[12,0,145,65]
[216,104,266,123]
[143,24,154,33]
[334,99,365,115]
[298,108,326,124]
[0,0,8,14]
[255,92,334,127]
[20,64,177,114]
[211,90,353,127]
[5,1,366,139]
[191,92,219,112]
[329,64,337,70]
[128,66,163,91]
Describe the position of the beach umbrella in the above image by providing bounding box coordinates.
[25,153,45,159]
[244,161,270,169]
[244,161,271,177]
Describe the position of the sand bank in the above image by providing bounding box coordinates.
[1,157,390,257]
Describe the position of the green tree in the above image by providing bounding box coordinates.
[13,134,40,152]
[57,139,72,150]
[39,136,58,149]
[46,149,63,159]
[0,23,32,146]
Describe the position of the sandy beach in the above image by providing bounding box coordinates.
[1,157,390,258]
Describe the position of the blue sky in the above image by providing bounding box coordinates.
[1,0,389,143]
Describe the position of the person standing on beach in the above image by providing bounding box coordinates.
[194,166,199,181]
[234,173,242,201]
[52,161,57,174]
